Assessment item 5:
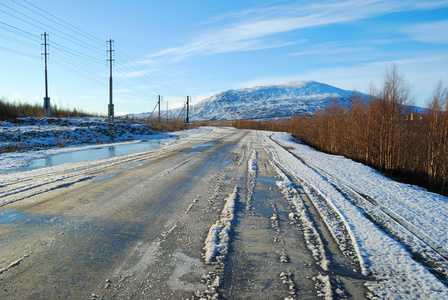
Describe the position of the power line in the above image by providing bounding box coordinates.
[0,3,104,55]
[0,45,40,59]
[0,20,40,41]
[51,60,105,86]
[51,41,103,63]
[13,0,104,47]
[50,51,105,80]
[0,32,39,48]
[1,0,190,114]
[115,47,188,97]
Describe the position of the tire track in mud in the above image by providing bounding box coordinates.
[224,140,319,299]
[95,133,246,300]
[188,132,255,299]
[213,133,367,299]
[193,187,239,299]
[270,160,368,299]
[261,135,370,299]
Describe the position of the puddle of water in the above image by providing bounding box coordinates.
[121,162,149,170]
[219,159,232,169]
[19,138,175,172]
[93,173,119,183]
[0,208,28,224]
[182,141,217,153]
[256,176,279,185]
[0,208,60,226]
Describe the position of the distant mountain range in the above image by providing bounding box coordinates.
[130,81,369,122]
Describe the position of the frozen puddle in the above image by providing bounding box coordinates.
[18,138,175,172]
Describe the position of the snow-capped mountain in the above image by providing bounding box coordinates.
[133,81,368,122]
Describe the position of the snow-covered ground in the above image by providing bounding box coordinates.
[0,117,180,172]
[0,117,159,151]
[267,132,448,299]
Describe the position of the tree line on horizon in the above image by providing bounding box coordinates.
[235,65,448,196]
[0,97,100,120]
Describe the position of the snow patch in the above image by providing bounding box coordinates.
[312,274,332,300]
[203,187,238,263]
[114,241,161,276]
[246,145,258,211]
[280,271,298,298]
[167,251,207,292]
[196,187,239,299]
[267,131,448,299]
[248,149,258,175]
[0,253,31,275]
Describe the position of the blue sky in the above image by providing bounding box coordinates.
[1,0,448,115]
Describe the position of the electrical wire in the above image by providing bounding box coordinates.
[0,3,104,55]
[0,32,39,48]
[0,20,40,41]
[12,0,104,47]
[50,59,105,86]
[0,45,40,59]
[1,0,190,111]
[115,47,188,97]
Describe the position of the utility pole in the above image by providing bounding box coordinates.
[186,96,190,126]
[42,32,50,118]
[107,39,114,123]
[166,101,169,122]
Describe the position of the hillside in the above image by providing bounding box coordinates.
[131,81,368,121]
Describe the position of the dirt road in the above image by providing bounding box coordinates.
[0,128,369,299]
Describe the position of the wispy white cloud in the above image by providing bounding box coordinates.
[414,0,448,9]
[143,0,448,63]
[115,69,153,79]
[399,20,448,43]
[287,42,373,57]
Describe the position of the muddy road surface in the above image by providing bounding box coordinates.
[0,128,369,299]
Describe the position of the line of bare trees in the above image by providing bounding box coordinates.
[235,66,448,195]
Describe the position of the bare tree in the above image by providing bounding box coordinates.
[426,81,448,192]
[426,81,445,182]
[377,64,412,173]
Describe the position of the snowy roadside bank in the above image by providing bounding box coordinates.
[0,126,217,208]
[0,117,161,152]
[269,132,448,256]
[267,131,448,299]
[0,117,214,173]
